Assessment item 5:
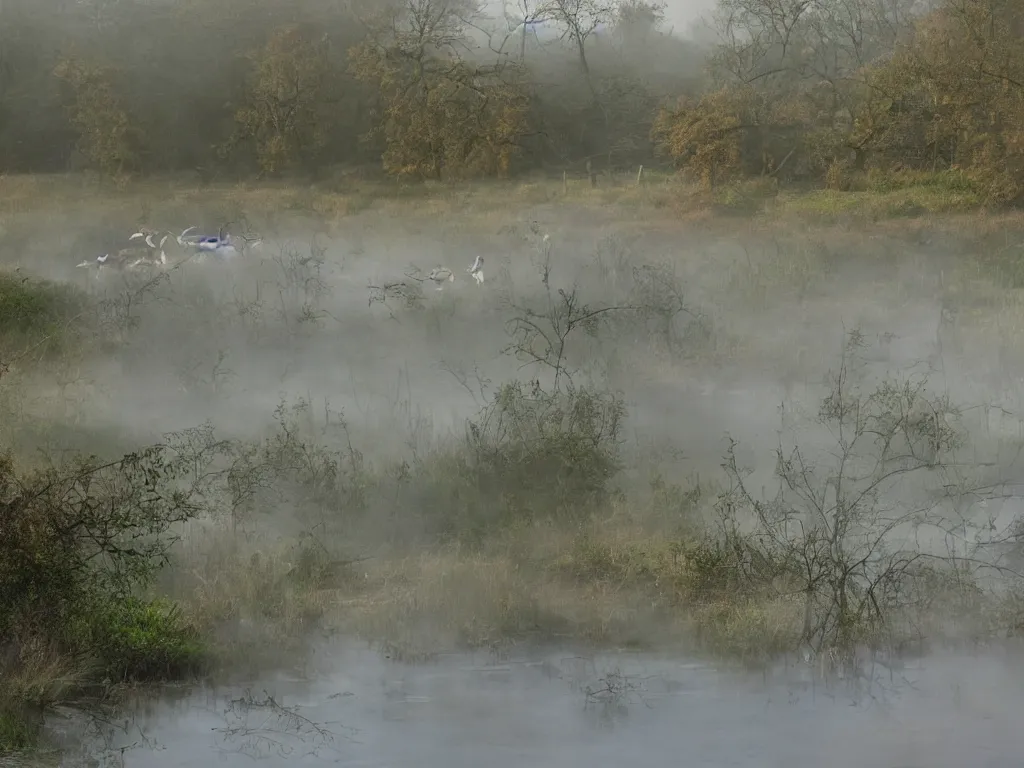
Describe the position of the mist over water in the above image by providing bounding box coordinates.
[53,644,1024,768]
[0,181,1021,768]
[22,204,1013,476]
[4,200,1018,766]
[1,0,1022,764]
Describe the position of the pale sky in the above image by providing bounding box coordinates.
[660,0,717,32]
[481,0,719,37]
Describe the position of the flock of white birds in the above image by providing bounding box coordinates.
[76,226,489,294]
[75,225,264,275]
[425,254,486,291]
[74,221,558,300]
[418,224,551,292]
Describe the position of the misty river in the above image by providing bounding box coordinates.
[44,643,1024,768]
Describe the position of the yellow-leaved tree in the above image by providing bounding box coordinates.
[856,0,1024,202]
[229,24,334,175]
[53,55,144,177]
[348,0,531,179]
[651,88,751,188]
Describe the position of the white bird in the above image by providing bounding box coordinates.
[427,266,455,291]
[145,247,168,267]
[76,253,112,270]
[467,255,484,285]
[130,230,170,251]
[77,245,166,273]
[130,226,157,241]
[176,226,201,247]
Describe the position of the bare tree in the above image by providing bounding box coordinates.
[540,0,616,101]
[717,330,1022,662]
[614,0,666,47]
[498,0,555,62]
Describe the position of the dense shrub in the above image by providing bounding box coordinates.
[0,445,211,682]
[81,598,204,682]
[395,383,625,541]
[0,273,88,363]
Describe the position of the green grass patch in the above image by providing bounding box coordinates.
[776,169,990,219]
[82,597,206,683]
[0,597,205,755]
[0,706,40,753]
[710,178,780,215]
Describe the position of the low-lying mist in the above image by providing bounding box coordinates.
[3,180,1024,765]
[0,0,1021,761]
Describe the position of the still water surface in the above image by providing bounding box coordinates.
[50,643,1024,768]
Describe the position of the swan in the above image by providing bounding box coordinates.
[176,226,201,247]
[427,266,455,291]
[130,231,170,251]
[467,255,484,285]
[77,244,166,272]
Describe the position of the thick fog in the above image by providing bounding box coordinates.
[2,0,1024,765]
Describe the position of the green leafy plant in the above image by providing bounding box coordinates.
[83,597,204,682]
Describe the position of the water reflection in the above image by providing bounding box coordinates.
[50,644,1024,768]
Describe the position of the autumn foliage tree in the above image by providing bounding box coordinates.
[855,0,1024,201]
[53,55,144,176]
[229,25,335,175]
[652,89,746,188]
[348,0,532,179]
[0,0,1011,200]
[651,0,1024,202]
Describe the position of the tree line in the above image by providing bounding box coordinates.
[0,0,1019,201]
